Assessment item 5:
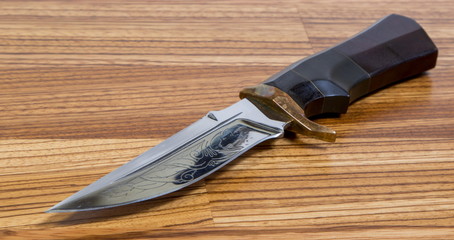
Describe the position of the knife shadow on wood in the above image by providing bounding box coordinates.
[313,73,434,139]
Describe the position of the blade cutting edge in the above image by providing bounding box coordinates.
[47,99,287,212]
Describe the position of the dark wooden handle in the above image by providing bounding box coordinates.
[264,14,438,117]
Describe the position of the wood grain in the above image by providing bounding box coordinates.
[0,0,453,239]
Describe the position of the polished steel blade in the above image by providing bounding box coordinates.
[47,99,287,212]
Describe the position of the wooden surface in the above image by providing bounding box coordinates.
[1,0,453,239]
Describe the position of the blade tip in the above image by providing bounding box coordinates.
[45,207,81,213]
[45,206,65,213]
[45,204,79,213]
[45,207,58,213]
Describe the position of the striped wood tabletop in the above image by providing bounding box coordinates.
[1,0,453,239]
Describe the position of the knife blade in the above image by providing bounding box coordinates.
[47,14,437,212]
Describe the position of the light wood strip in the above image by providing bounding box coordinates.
[0,0,453,239]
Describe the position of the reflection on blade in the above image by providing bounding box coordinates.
[48,99,287,212]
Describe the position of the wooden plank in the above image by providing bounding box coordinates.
[0,1,309,68]
[2,226,454,240]
[0,0,453,239]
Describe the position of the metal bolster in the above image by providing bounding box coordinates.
[239,84,336,142]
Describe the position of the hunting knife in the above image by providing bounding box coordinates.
[48,14,438,212]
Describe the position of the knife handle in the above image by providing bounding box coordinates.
[263,14,438,117]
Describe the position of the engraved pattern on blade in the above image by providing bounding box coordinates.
[102,121,266,200]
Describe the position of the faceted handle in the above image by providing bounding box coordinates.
[263,14,438,117]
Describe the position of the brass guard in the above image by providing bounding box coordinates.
[239,84,336,142]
